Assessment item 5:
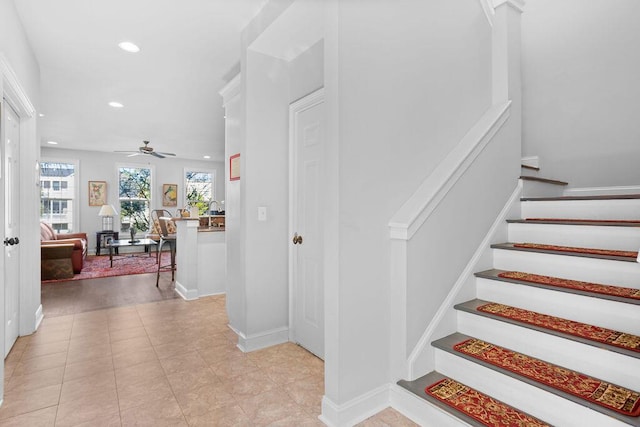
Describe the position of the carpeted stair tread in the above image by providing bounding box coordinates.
[475,269,640,305]
[398,371,552,427]
[521,194,640,202]
[520,175,568,186]
[432,333,640,424]
[455,299,640,359]
[507,218,640,227]
[491,242,639,262]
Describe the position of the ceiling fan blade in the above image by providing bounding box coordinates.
[156,152,176,157]
[114,150,138,153]
[150,151,165,159]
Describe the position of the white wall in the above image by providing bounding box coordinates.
[325,0,492,405]
[522,0,640,187]
[289,40,323,103]
[41,147,224,252]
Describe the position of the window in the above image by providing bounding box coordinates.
[119,166,152,232]
[40,161,77,233]
[185,170,214,215]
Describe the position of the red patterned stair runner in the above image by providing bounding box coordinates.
[425,378,551,427]
[454,338,640,417]
[512,243,638,259]
[477,303,640,353]
[497,271,640,301]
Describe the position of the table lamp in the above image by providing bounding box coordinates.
[98,204,117,231]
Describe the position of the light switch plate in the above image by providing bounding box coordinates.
[258,206,267,221]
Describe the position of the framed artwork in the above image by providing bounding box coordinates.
[230,153,240,181]
[162,184,178,207]
[88,181,107,206]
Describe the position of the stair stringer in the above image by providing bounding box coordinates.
[402,182,522,381]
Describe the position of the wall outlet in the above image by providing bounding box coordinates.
[258,206,267,221]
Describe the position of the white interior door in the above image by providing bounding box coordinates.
[290,89,324,359]
[3,101,20,357]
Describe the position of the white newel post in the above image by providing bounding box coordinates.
[175,218,199,300]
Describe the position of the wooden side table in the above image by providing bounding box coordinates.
[96,231,119,256]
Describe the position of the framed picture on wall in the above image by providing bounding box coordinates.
[230,153,240,181]
[162,184,178,207]
[88,181,107,206]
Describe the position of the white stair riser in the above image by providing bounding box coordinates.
[435,349,630,427]
[493,249,640,288]
[508,223,640,251]
[390,386,471,427]
[521,199,640,220]
[456,311,640,390]
[521,180,565,198]
[476,278,640,335]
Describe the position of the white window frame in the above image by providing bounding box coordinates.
[116,162,155,232]
[40,157,80,233]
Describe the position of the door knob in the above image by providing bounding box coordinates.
[13,237,19,245]
[4,237,15,246]
[292,233,303,245]
[3,238,9,246]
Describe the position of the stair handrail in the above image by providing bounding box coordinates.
[389,101,511,241]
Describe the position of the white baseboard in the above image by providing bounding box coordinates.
[198,291,225,298]
[389,384,463,427]
[563,185,640,197]
[521,155,539,169]
[234,326,289,353]
[174,281,198,301]
[34,304,44,331]
[319,384,390,427]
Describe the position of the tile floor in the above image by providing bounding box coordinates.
[1,275,417,426]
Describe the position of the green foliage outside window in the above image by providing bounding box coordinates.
[185,171,213,215]
[119,167,151,232]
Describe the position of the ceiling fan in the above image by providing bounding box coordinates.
[115,140,176,159]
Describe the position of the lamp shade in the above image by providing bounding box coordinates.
[98,204,117,216]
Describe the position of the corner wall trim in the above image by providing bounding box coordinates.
[236,326,289,353]
[174,281,198,301]
[320,385,390,427]
[389,101,511,241]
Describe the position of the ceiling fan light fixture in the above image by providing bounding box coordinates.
[118,41,140,53]
[47,141,58,145]
[108,101,124,108]
[203,155,211,159]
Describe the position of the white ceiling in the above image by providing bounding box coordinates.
[14,0,267,161]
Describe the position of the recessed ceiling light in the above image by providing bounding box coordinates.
[118,41,140,53]
[38,113,45,117]
[203,155,211,159]
[108,101,124,108]
[47,141,58,145]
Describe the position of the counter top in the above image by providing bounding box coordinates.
[197,226,225,232]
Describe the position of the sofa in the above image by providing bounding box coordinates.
[40,222,87,273]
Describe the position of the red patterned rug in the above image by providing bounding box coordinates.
[512,243,638,259]
[525,218,640,224]
[477,303,640,353]
[497,271,640,301]
[425,378,550,427]
[42,252,172,284]
[454,338,640,417]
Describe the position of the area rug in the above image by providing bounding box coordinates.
[497,271,640,301]
[512,243,638,259]
[454,338,640,417]
[42,252,173,284]
[525,218,640,225]
[425,378,550,427]
[477,303,640,353]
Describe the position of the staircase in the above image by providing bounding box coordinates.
[397,190,640,426]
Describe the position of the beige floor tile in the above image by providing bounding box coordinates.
[119,395,187,426]
[263,361,314,385]
[54,389,119,427]
[111,335,152,356]
[59,370,116,404]
[357,408,420,427]
[0,384,60,420]
[5,366,64,393]
[210,355,260,380]
[152,340,197,360]
[173,381,235,418]
[28,329,71,346]
[63,355,114,382]
[185,405,251,426]
[159,351,208,376]
[237,389,309,426]
[68,413,121,427]
[115,359,166,386]
[222,369,279,399]
[21,339,69,361]
[0,405,57,427]
[112,346,158,370]
[282,375,324,415]
[66,341,112,364]
[196,343,239,366]
[165,368,220,396]
[117,374,175,410]
[12,351,67,376]
[109,326,147,343]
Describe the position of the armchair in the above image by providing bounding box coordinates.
[40,222,87,273]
